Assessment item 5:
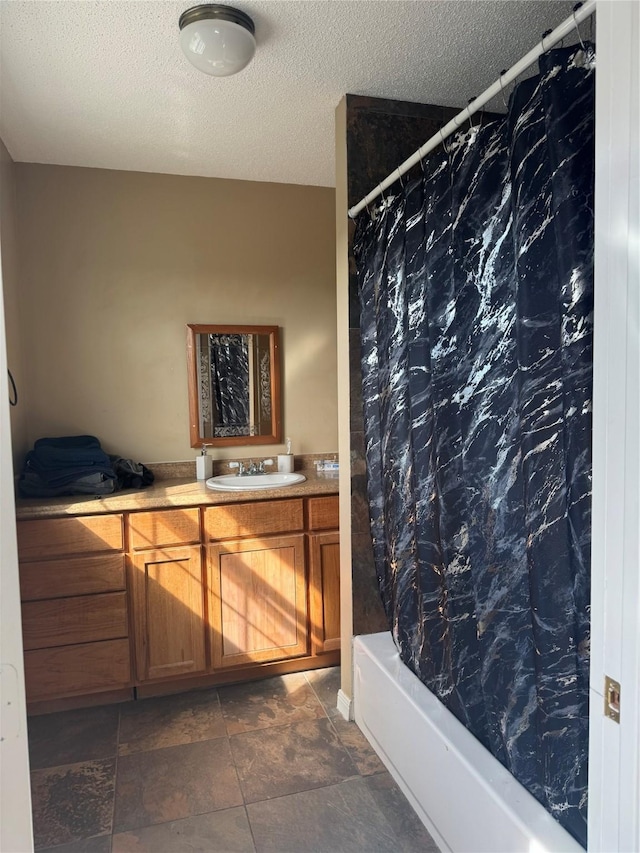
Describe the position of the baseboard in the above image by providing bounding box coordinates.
[337,688,352,720]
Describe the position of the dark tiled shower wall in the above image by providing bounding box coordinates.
[345,95,461,634]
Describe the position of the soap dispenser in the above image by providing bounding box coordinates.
[196,445,213,480]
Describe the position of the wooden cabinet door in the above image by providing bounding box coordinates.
[309,531,340,654]
[130,545,206,682]
[208,535,307,668]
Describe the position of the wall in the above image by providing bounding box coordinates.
[0,140,29,470]
[0,140,33,851]
[12,165,337,464]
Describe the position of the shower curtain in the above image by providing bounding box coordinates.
[353,44,594,846]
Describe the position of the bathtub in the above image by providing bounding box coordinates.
[353,632,584,853]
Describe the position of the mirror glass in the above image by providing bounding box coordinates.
[187,324,281,447]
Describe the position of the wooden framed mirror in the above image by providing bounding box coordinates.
[187,324,282,448]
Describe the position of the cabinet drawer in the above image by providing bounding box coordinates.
[20,553,126,601]
[129,508,200,550]
[24,638,131,702]
[22,592,128,650]
[204,499,303,540]
[307,496,339,531]
[17,514,124,560]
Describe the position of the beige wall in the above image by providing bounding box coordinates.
[0,140,29,471]
[13,164,337,464]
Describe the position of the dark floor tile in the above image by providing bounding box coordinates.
[114,737,242,832]
[31,759,116,850]
[39,833,112,853]
[118,688,225,755]
[230,717,358,804]
[218,672,325,735]
[364,772,440,852]
[112,806,256,852]
[28,706,120,769]
[331,718,387,775]
[304,666,341,718]
[247,777,407,853]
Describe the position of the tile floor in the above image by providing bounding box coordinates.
[28,667,440,853]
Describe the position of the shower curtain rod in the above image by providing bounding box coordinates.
[348,0,596,219]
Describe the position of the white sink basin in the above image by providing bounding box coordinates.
[206,472,307,491]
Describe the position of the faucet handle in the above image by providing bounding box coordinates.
[228,461,239,469]
[229,461,245,475]
[258,458,274,473]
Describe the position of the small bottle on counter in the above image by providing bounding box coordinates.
[278,437,294,473]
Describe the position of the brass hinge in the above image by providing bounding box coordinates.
[604,675,621,723]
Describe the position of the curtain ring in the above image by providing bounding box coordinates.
[541,28,553,52]
[396,167,404,189]
[572,2,587,52]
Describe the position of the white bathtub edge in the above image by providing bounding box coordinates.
[353,632,584,853]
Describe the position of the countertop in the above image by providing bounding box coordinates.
[15,472,340,520]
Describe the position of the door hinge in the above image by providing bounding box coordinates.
[604,675,621,723]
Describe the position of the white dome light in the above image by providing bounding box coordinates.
[179,5,256,78]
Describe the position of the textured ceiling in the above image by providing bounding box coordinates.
[0,0,577,187]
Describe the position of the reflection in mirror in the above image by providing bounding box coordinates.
[187,325,281,448]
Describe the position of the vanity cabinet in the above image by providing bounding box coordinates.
[17,514,132,704]
[17,490,340,709]
[128,509,206,682]
[205,500,307,668]
[307,497,341,655]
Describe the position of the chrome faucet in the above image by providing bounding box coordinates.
[229,458,274,476]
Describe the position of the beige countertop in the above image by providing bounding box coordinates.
[15,472,340,520]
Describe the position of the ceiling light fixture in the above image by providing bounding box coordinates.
[179,4,256,77]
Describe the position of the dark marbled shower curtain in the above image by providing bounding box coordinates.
[353,44,594,847]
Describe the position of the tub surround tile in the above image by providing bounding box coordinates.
[349,329,364,433]
[351,532,389,634]
[118,689,225,755]
[31,759,116,849]
[230,717,358,803]
[114,738,242,833]
[218,672,325,736]
[351,475,372,534]
[246,778,405,853]
[28,705,119,769]
[111,807,256,853]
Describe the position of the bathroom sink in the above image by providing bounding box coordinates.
[206,472,307,491]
